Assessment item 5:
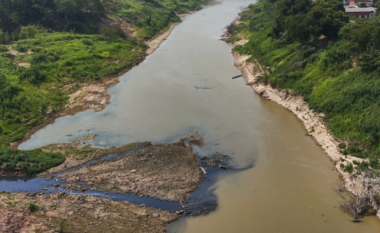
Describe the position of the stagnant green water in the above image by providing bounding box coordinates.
[21,0,380,232]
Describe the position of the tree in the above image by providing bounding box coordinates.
[283,0,348,42]
[306,0,348,39]
[339,178,374,221]
[54,0,80,19]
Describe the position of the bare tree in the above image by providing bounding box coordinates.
[339,179,373,222]
[225,17,240,35]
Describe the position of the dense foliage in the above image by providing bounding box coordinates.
[103,0,208,39]
[0,0,208,41]
[0,147,65,174]
[232,0,380,159]
[0,0,104,34]
[0,27,146,174]
[0,0,206,174]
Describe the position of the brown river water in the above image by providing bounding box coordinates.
[20,0,380,232]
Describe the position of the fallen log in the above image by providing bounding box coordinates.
[232,74,242,79]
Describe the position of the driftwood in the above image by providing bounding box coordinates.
[232,74,242,79]
[195,86,212,89]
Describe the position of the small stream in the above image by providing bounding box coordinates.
[0,147,182,211]
[1,144,249,214]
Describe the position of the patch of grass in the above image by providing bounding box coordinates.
[58,220,66,233]
[28,202,41,212]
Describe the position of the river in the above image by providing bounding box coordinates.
[19,0,380,232]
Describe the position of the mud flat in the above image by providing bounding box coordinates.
[59,142,204,202]
[40,138,152,176]
[0,138,233,232]
[0,192,178,233]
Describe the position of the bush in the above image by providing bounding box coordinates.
[0,46,8,52]
[31,46,43,53]
[0,148,65,175]
[15,44,28,52]
[28,202,40,212]
[58,220,66,233]
[344,163,353,173]
[82,39,93,46]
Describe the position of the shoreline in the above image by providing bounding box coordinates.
[146,13,193,55]
[230,39,380,218]
[12,13,194,150]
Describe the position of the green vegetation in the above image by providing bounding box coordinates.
[0,28,144,175]
[58,220,66,233]
[231,0,380,161]
[0,147,65,174]
[0,0,206,175]
[28,202,41,212]
[103,0,208,39]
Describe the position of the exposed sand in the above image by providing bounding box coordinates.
[146,23,180,55]
[146,13,192,55]
[231,39,380,218]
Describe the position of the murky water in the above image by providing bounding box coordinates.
[20,0,380,232]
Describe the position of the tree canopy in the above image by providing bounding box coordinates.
[273,0,348,42]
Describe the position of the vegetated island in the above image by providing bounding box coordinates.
[0,0,208,175]
[226,0,380,221]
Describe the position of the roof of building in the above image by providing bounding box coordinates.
[345,7,376,12]
[349,1,355,6]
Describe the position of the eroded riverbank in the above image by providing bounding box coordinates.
[230,35,380,220]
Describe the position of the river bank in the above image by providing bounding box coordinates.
[0,136,233,232]
[229,37,380,219]
[10,12,195,151]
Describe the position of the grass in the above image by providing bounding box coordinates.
[232,0,380,160]
[103,0,208,39]
[0,27,146,175]
[0,0,207,175]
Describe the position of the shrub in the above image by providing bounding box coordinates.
[31,54,47,64]
[31,47,43,53]
[82,39,93,45]
[344,163,353,173]
[0,46,8,52]
[15,44,28,53]
[28,202,40,212]
[58,220,66,233]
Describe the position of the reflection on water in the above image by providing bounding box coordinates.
[20,0,380,232]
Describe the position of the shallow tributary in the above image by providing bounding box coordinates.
[14,0,380,232]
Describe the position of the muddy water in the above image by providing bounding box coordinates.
[20,0,380,232]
